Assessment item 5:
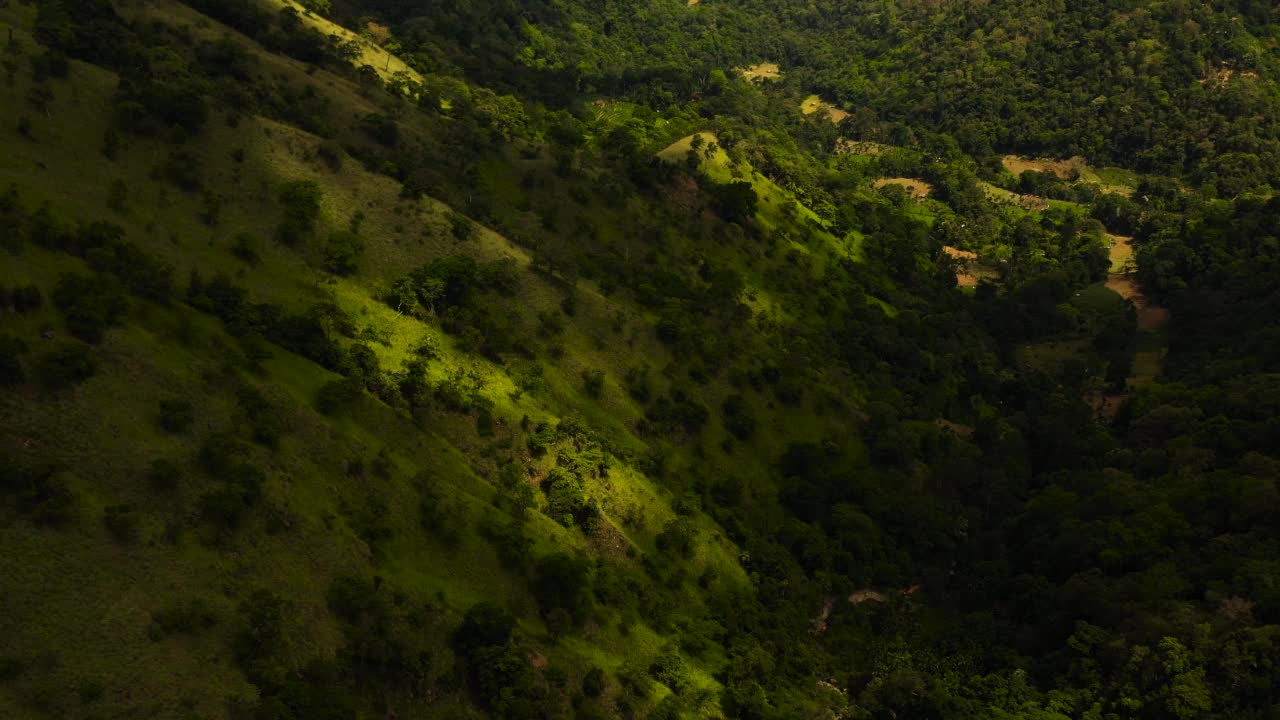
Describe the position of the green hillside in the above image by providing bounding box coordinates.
[4,1,1280,719]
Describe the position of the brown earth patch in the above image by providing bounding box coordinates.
[1002,154,1090,180]
[942,245,998,287]
[875,177,933,199]
[849,590,888,604]
[812,596,835,634]
[1086,390,1128,420]
[1201,67,1260,86]
[838,139,892,156]
[934,418,975,437]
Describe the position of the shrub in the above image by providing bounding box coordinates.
[157,398,195,433]
[146,458,183,492]
[199,462,264,531]
[721,394,756,439]
[34,341,95,388]
[315,377,363,414]
[481,516,532,569]
[12,285,43,312]
[322,230,363,275]
[231,232,261,265]
[581,369,605,399]
[18,470,78,526]
[149,598,217,640]
[276,180,323,246]
[419,475,467,546]
[583,667,606,697]
[103,504,140,543]
[453,601,514,658]
[543,469,587,527]
[534,552,593,624]
[52,272,127,343]
[0,334,28,384]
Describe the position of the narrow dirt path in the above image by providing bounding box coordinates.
[1089,235,1168,418]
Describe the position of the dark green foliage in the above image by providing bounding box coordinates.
[542,468,587,527]
[276,180,323,246]
[708,180,758,224]
[322,230,363,275]
[235,589,290,668]
[533,552,593,625]
[17,2,1280,718]
[7,466,78,526]
[199,460,264,532]
[230,232,261,265]
[582,667,605,697]
[360,113,398,146]
[655,518,695,559]
[52,272,127,343]
[581,368,604,398]
[481,516,533,569]
[145,458,183,492]
[721,394,755,440]
[102,504,139,542]
[34,341,95,389]
[10,286,44,313]
[315,377,363,414]
[149,598,217,640]
[452,601,514,659]
[157,398,194,433]
[160,151,203,193]
[0,334,28,385]
[419,473,467,546]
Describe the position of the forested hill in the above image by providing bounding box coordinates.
[2,0,1280,719]
[332,0,1280,188]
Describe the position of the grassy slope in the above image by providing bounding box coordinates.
[0,3,782,717]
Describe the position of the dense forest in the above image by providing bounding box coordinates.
[2,0,1279,718]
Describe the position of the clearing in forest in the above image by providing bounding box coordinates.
[1201,67,1260,87]
[837,139,895,156]
[1003,155,1136,195]
[272,0,422,83]
[980,181,1051,211]
[1002,154,1093,180]
[800,95,850,124]
[1104,235,1166,330]
[874,177,933,199]
[942,246,997,288]
[739,63,783,81]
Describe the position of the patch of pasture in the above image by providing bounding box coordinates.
[800,95,850,124]
[942,246,998,287]
[874,177,934,199]
[837,139,895,156]
[739,63,783,81]
[1107,234,1135,274]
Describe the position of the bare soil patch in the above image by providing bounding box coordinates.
[934,418,975,437]
[1201,67,1260,86]
[1086,391,1128,420]
[739,63,782,81]
[849,590,888,604]
[942,245,998,287]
